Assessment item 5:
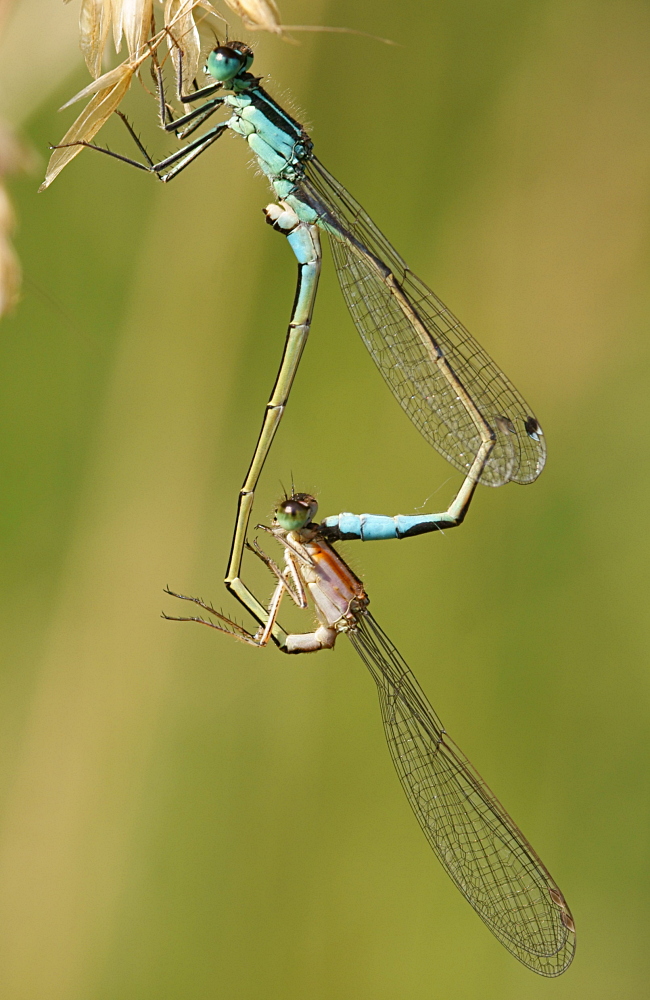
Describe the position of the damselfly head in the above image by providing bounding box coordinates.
[275,493,318,531]
[206,42,254,83]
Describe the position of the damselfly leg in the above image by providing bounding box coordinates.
[52,109,229,183]
[51,44,229,181]
[164,521,334,651]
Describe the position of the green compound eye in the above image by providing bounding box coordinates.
[206,44,253,82]
[275,494,318,531]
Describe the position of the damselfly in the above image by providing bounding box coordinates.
[163,492,575,976]
[59,41,545,630]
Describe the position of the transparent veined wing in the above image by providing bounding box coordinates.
[295,158,546,487]
[349,613,575,976]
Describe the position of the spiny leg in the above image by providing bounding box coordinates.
[246,540,305,609]
[164,535,300,646]
[52,34,229,181]
[164,558,290,647]
[52,114,228,181]
[245,539,285,586]
[164,97,226,140]
[225,208,322,647]
[164,31,224,105]
[151,46,227,139]
[255,521,315,573]
[162,587,264,644]
[153,123,228,181]
[148,38,176,127]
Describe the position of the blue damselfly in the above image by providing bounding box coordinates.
[57,41,546,632]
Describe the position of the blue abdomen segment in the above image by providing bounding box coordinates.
[321,512,455,541]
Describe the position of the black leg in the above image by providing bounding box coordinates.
[151,50,225,140]
[50,139,152,172]
[115,111,155,166]
[155,123,228,181]
[179,81,223,103]
[164,97,225,140]
[154,62,175,128]
[52,110,159,173]
[53,120,228,181]
[52,39,229,183]
[168,40,223,104]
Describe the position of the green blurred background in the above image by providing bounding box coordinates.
[0,0,649,997]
